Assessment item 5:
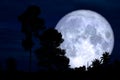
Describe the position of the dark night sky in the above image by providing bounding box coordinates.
[0,0,120,72]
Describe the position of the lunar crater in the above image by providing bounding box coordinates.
[105,31,111,39]
[90,34,103,46]
[85,24,97,36]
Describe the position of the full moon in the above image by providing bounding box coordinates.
[55,10,114,68]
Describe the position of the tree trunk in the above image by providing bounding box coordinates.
[29,49,32,72]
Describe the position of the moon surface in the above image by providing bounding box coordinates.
[55,10,114,68]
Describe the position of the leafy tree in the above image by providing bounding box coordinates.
[92,59,101,68]
[101,52,110,65]
[35,28,69,71]
[18,5,45,72]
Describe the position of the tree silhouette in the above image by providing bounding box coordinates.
[101,52,110,65]
[92,59,101,68]
[18,5,45,72]
[6,58,17,72]
[75,66,86,72]
[35,28,69,71]
[91,58,102,73]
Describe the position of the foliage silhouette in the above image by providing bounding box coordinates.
[18,5,45,36]
[18,5,45,72]
[90,58,102,73]
[101,52,110,65]
[6,57,17,72]
[35,28,69,71]
[74,66,86,72]
[92,59,101,68]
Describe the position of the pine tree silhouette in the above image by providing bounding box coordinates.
[18,5,45,72]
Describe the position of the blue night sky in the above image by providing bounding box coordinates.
[0,0,120,72]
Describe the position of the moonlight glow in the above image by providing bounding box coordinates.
[55,10,114,68]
